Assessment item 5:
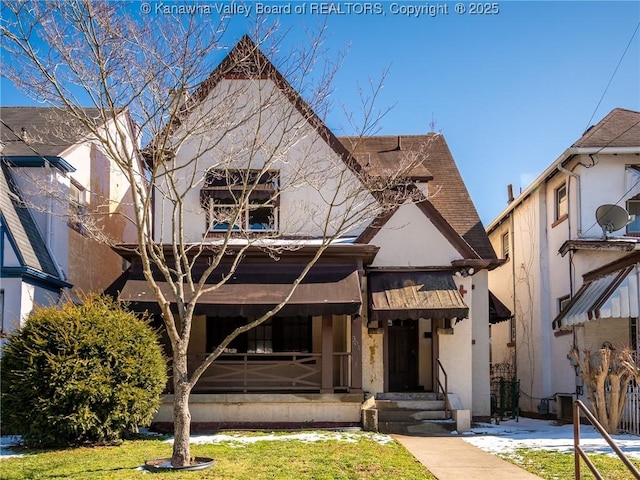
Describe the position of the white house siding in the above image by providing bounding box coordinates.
[362,327,384,395]
[471,270,491,417]
[488,140,640,417]
[153,79,375,243]
[578,154,640,239]
[366,203,487,414]
[488,220,515,366]
[0,278,60,336]
[369,202,461,267]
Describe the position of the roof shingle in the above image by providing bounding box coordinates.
[573,108,640,148]
[340,133,497,260]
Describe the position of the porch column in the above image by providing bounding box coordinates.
[321,314,334,393]
[351,314,363,392]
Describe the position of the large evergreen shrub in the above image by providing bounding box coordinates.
[0,294,167,447]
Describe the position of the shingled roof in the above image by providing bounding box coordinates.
[573,108,640,148]
[0,107,102,157]
[340,134,497,260]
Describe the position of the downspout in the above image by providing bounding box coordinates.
[557,165,580,393]
[510,210,517,380]
[557,164,581,238]
[557,164,581,298]
[45,161,68,286]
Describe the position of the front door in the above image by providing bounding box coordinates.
[388,321,419,391]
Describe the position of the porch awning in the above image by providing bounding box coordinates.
[368,271,469,322]
[108,262,362,317]
[553,265,639,330]
[489,291,513,324]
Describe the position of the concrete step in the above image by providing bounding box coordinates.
[375,399,446,411]
[376,392,442,401]
[378,419,457,435]
[378,408,447,422]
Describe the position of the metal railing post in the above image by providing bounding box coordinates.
[573,400,640,479]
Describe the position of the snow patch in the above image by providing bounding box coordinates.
[463,418,640,459]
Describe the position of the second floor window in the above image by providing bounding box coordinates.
[555,183,568,221]
[201,169,279,232]
[502,231,510,259]
[627,198,640,235]
[68,181,87,233]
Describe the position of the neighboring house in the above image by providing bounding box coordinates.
[0,107,139,336]
[108,36,500,432]
[487,108,640,422]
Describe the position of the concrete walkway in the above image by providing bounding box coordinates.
[394,435,544,480]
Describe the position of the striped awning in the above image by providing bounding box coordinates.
[553,265,639,329]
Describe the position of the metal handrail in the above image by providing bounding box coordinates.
[436,359,450,418]
[573,400,640,479]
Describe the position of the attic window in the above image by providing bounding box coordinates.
[201,169,279,232]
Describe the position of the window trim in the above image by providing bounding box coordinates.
[68,179,88,235]
[626,198,640,235]
[202,169,279,233]
[554,183,568,223]
[501,231,510,259]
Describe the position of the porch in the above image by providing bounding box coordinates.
[183,351,355,394]
[152,392,365,432]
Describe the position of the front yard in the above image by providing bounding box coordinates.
[0,431,435,480]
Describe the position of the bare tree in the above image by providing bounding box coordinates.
[571,346,637,434]
[2,1,420,466]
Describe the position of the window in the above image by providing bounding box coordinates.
[201,169,278,232]
[68,181,87,233]
[502,231,510,259]
[555,183,568,221]
[248,320,273,353]
[626,199,640,235]
[558,295,571,314]
[206,316,311,354]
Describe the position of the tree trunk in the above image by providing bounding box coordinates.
[171,354,192,467]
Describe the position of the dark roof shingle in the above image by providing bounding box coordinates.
[573,108,640,148]
[0,107,102,157]
[340,133,497,260]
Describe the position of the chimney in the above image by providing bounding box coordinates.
[507,184,514,204]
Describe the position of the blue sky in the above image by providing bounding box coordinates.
[2,1,639,225]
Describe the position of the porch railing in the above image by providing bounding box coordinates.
[573,400,640,479]
[179,352,352,393]
[436,359,449,418]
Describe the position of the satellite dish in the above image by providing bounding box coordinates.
[595,204,631,235]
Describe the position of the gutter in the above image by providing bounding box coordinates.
[487,146,640,233]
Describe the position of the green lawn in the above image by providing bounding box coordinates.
[501,448,640,480]
[0,431,435,480]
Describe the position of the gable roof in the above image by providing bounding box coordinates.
[0,161,62,280]
[487,107,640,233]
[148,35,363,178]
[340,134,497,260]
[0,106,102,158]
[573,108,640,148]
